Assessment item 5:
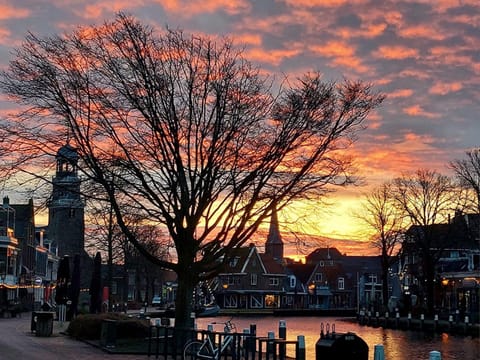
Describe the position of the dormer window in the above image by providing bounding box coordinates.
[229,256,239,267]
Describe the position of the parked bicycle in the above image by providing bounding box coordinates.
[183,319,240,359]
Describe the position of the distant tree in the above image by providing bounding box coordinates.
[357,183,403,309]
[0,14,384,329]
[391,169,459,314]
[450,148,480,212]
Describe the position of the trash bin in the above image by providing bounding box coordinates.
[34,311,55,337]
[316,331,368,360]
[100,319,117,348]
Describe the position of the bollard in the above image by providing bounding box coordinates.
[249,324,257,355]
[421,314,425,330]
[279,320,287,359]
[395,312,400,328]
[297,335,306,360]
[267,331,275,357]
[407,312,412,329]
[384,312,389,328]
[429,350,441,360]
[434,314,439,332]
[464,316,469,334]
[207,324,215,344]
[374,344,385,360]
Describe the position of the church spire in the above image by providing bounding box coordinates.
[265,206,284,262]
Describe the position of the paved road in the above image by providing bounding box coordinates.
[0,313,143,360]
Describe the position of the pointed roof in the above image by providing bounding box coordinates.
[266,207,283,246]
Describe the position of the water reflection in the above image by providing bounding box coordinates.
[196,316,480,360]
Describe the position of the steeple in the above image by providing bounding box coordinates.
[265,207,284,262]
[48,143,85,258]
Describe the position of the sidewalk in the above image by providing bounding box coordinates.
[0,312,143,360]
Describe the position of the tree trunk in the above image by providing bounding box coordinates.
[175,272,195,330]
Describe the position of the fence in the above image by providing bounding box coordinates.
[147,320,305,359]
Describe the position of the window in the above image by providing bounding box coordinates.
[269,277,279,286]
[289,276,296,288]
[315,273,323,282]
[319,261,324,267]
[338,277,345,290]
[251,273,257,286]
[229,256,239,267]
[250,294,263,308]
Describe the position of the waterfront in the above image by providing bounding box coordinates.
[196,315,480,360]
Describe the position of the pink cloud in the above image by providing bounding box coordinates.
[374,45,419,60]
[403,104,439,118]
[429,82,463,96]
[284,0,366,8]
[398,25,446,41]
[156,0,250,16]
[389,88,414,98]
[0,4,30,20]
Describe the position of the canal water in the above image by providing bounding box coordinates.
[195,315,479,360]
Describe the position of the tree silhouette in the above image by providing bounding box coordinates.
[356,183,403,309]
[0,14,383,329]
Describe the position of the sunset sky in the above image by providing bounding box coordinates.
[0,0,479,256]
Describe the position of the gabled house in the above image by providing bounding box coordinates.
[216,243,286,310]
[399,212,480,317]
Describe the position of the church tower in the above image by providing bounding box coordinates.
[47,143,85,258]
[265,207,284,262]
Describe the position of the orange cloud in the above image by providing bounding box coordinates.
[310,41,355,58]
[398,25,446,41]
[403,104,439,118]
[284,0,366,8]
[429,82,463,95]
[374,45,418,60]
[157,0,250,16]
[389,88,413,98]
[0,4,30,20]
[244,47,301,66]
[310,41,369,73]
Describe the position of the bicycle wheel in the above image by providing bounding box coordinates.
[183,340,203,360]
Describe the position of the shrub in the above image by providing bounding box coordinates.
[67,313,149,340]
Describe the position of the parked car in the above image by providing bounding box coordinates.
[151,296,162,307]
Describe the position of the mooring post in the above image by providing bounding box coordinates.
[420,313,425,330]
[407,312,412,329]
[464,316,469,334]
[279,320,287,359]
[373,344,385,360]
[296,335,306,360]
[429,350,441,360]
[267,331,275,357]
[434,314,439,332]
[249,324,257,355]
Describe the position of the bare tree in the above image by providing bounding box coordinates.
[391,169,459,314]
[450,148,480,212]
[356,183,403,309]
[0,14,384,328]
